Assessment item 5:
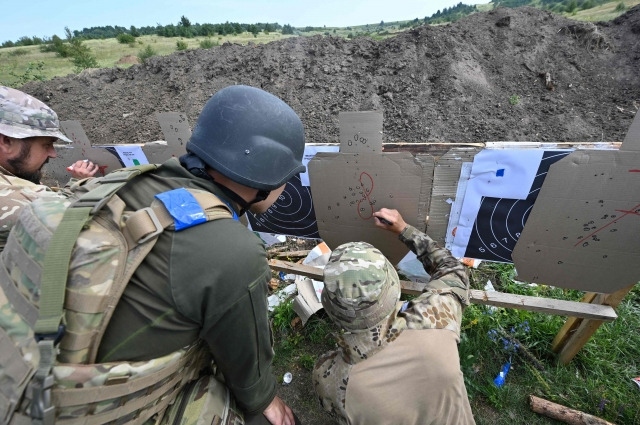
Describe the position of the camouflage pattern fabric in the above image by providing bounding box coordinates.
[313,225,470,424]
[321,241,401,331]
[0,166,63,251]
[158,374,245,425]
[0,168,237,424]
[0,86,71,142]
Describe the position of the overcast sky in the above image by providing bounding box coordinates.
[1,0,490,43]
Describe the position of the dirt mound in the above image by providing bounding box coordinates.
[115,55,142,65]
[23,6,640,146]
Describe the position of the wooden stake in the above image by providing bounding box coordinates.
[529,395,615,425]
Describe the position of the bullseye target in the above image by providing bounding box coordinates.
[246,174,320,238]
[464,151,570,262]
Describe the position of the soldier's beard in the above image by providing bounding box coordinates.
[7,141,45,185]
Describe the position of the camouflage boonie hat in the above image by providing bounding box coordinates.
[322,242,401,331]
[0,86,72,142]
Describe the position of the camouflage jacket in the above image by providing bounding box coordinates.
[0,165,64,251]
[313,224,472,425]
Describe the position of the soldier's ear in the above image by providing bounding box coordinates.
[0,134,12,152]
[0,134,22,158]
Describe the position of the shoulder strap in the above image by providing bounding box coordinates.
[30,165,157,424]
[88,188,233,361]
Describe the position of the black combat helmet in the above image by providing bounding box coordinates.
[186,85,306,191]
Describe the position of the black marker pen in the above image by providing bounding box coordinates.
[377,217,393,225]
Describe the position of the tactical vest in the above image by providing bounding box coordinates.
[0,165,240,425]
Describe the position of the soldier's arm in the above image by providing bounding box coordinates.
[373,208,469,304]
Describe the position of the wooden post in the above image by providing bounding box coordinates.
[552,284,636,365]
[268,259,618,322]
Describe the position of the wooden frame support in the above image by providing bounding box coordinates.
[268,259,618,323]
[551,284,636,365]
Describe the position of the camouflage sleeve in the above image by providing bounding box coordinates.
[0,176,62,251]
[312,350,350,425]
[398,224,470,306]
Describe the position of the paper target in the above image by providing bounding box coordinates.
[464,151,570,262]
[246,174,320,238]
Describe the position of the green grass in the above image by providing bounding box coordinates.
[269,263,640,424]
[461,263,640,424]
[562,0,640,21]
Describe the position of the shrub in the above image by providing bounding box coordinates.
[138,45,158,63]
[176,40,188,51]
[72,50,98,72]
[509,94,520,105]
[50,35,71,57]
[199,38,216,49]
[615,1,626,12]
[7,61,46,87]
[8,48,28,57]
[116,33,136,44]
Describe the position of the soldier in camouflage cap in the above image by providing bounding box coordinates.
[322,241,401,332]
[0,85,73,142]
[313,208,476,425]
[0,86,98,250]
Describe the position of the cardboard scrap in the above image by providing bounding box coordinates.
[309,111,431,265]
[339,111,383,154]
[512,149,640,293]
[309,151,426,265]
[154,112,191,159]
[427,147,482,245]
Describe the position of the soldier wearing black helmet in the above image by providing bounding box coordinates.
[97,85,304,425]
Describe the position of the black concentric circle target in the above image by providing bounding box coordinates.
[464,151,569,262]
[246,175,320,238]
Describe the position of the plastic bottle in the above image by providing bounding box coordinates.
[493,362,511,388]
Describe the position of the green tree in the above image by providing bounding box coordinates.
[566,0,578,13]
[51,34,71,57]
[129,25,140,37]
[179,16,191,27]
[282,24,294,35]
[63,27,99,72]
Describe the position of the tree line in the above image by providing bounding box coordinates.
[1,16,288,48]
[1,0,626,48]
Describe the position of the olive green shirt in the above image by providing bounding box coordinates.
[98,159,277,415]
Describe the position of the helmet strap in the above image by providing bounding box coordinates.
[180,151,271,216]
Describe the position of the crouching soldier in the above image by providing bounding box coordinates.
[313,208,476,425]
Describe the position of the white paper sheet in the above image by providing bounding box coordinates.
[451,149,544,258]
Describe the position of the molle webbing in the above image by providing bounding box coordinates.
[0,164,233,425]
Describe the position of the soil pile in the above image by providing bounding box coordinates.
[23,6,640,146]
